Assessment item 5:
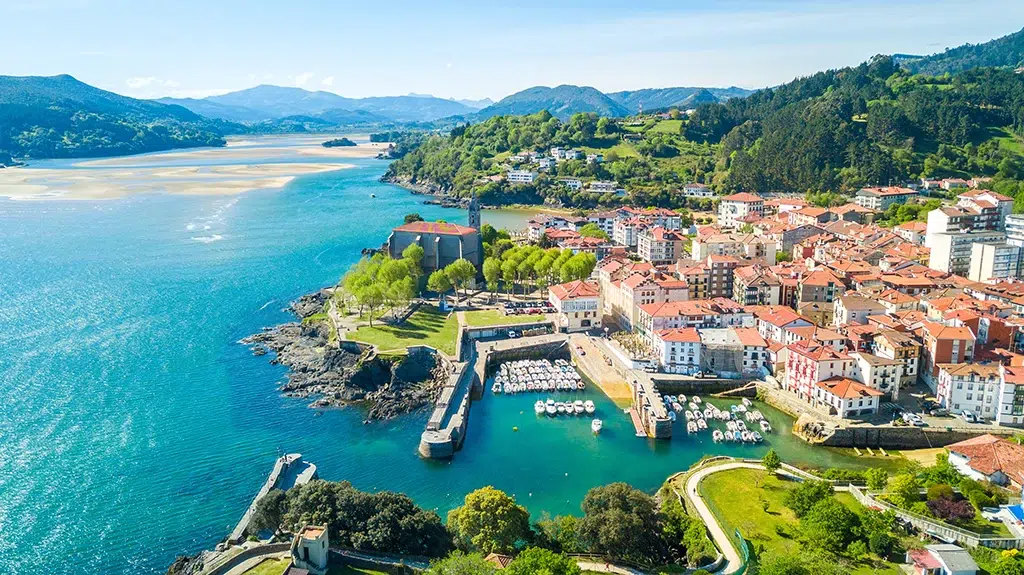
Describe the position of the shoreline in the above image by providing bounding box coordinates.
[382,174,575,215]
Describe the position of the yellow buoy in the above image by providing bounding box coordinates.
[513,426,519,432]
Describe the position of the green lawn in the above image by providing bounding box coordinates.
[700,469,901,574]
[243,558,290,575]
[580,141,639,158]
[648,119,683,134]
[348,307,458,355]
[462,309,547,327]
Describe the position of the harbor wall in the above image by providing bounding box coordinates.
[229,454,316,544]
[651,378,757,397]
[821,425,1017,449]
[418,358,474,459]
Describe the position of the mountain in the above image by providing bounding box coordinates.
[904,26,1024,75]
[454,97,494,110]
[163,85,477,123]
[0,74,231,160]
[478,85,630,119]
[607,86,753,112]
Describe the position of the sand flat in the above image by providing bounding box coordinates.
[77,142,385,167]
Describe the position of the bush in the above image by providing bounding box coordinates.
[819,468,865,482]
[801,498,860,552]
[869,531,894,556]
[926,497,976,523]
[783,480,834,518]
[926,484,954,501]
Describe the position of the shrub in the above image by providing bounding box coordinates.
[926,484,954,501]
[783,480,834,518]
[926,498,976,523]
[869,531,894,557]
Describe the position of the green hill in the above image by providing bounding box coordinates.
[0,75,232,160]
[477,85,630,119]
[904,27,1024,75]
[607,86,752,111]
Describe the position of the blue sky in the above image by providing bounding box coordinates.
[2,0,1023,100]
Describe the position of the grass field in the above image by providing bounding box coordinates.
[348,307,458,355]
[648,119,683,134]
[243,558,290,575]
[462,309,547,327]
[580,141,639,159]
[700,468,901,574]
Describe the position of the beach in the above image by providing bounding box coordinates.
[0,138,385,200]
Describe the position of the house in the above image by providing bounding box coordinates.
[873,330,922,388]
[682,182,713,198]
[895,220,928,245]
[549,280,602,333]
[638,226,688,264]
[652,328,702,374]
[920,321,976,390]
[788,206,832,227]
[906,544,978,575]
[833,293,887,327]
[854,186,917,210]
[752,306,813,344]
[718,192,764,229]
[484,554,514,569]
[613,217,648,247]
[946,434,1024,491]
[506,169,537,184]
[849,351,904,398]
[733,266,782,306]
[387,221,482,274]
[558,178,583,190]
[589,180,620,193]
[936,363,1002,420]
[291,525,330,575]
[813,377,883,418]
[783,340,855,403]
[698,327,768,377]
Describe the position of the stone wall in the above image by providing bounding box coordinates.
[822,425,1017,449]
[651,378,758,397]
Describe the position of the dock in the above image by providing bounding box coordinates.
[626,407,647,437]
[229,453,317,543]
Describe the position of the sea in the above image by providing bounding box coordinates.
[0,139,870,574]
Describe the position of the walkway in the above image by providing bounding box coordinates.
[571,334,633,404]
[575,560,647,575]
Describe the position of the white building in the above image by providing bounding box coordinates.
[849,351,904,398]
[812,377,883,418]
[549,280,602,332]
[637,226,688,264]
[968,242,1021,282]
[927,230,1005,275]
[854,187,917,211]
[717,192,764,229]
[651,328,701,374]
[937,363,1002,421]
[507,169,537,184]
[558,178,583,191]
[682,183,713,198]
[291,525,330,575]
[589,181,620,193]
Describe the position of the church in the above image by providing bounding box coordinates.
[386,196,483,274]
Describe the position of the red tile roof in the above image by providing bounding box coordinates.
[394,221,479,236]
[816,377,883,399]
[549,280,600,300]
[655,328,701,343]
[947,434,1024,487]
[721,192,763,203]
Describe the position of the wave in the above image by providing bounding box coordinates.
[191,235,224,244]
[259,300,275,311]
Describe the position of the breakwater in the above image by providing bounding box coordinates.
[229,454,317,543]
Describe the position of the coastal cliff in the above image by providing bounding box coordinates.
[242,291,449,419]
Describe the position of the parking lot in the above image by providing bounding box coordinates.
[500,299,555,316]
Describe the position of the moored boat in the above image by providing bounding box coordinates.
[584,400,596,414]
[591,418,603,433]
[535,400,545,415]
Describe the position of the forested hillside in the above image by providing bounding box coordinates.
[386,56,1024,210]
[904,27,1024,75]
[0,75,231,160]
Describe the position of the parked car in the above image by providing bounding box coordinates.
[507,330,518,338]
[642,365,657,373]
[960,410,979,423]
[929,408,950,417]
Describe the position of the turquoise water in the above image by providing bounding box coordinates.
[0,149,865,574]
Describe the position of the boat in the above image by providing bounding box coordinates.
[712,430,724,442]
[669,411,677,422]
[672,402,683,412]
[545,399,556,416]
[573,400,585,415]
[742,398,752,407]
[584,400,596,414]
[760,420,772,433]
[678,395,687,403]
[591,418,603,433]
[696,418,708,430]
[752,431,763,442]
[693,396,702,404]
[535,400,545,415]
[688,402,698,411]
[685,410,694,420]
[492,382,501,394]
[370,193,376,198]
[556,403,566,415]
[686,421,698,434]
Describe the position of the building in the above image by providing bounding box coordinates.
[506,169,537,184]
[589,180,620,193]
[894,220,928,245]
[698,327,768,377]
[968,242,1021,282]
[387,221,482,274]
[920,321,976,390]
[1006,213,1024,251]
[849,351,904,398]
[906,544,978,575]
[637,226,688,264]
[733,266,782,306]
[291,525,330,575]
[691,233,776,263]
[788,206,832,227]
[613,217,648,248]
[718,192,764,229]
[812,377,883,418]
[753,306,813,344]
[652,328,702,374]
[682,183,713,198]
[548,280,602,333]
[873,330,922,388]
[854,186,917,210]
[833,293,887,327]
[784,340,855,403]
[927,230,1005,276]
[936,363,1002,420]
[558,178,583,190]
[946,435,1024,491]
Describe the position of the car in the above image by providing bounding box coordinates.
[643,365,657,373]
[507,330,518,338]
[960,410,979,423]
[575,344,586,356]
[929,408,950,417]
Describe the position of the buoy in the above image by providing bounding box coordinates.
[513,426,519,432]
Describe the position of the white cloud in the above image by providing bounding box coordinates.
[322,76,334,87]
[293,72,314,87]
[125,77,180,89]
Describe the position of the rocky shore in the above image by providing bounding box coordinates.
[241,290,450,420]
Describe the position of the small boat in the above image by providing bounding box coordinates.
[545,399,556,416]
[742,398,752,407]
[760,420,772,433]
[712,429,724,442]
[574,400,585,415]
[370,193,376,198]
[584,400,596,414]
[556,403,566,415]
[669,411,677,422]
[697,418,708,430]
[672,402,683,412]
[492,382,501,394]
[535,400,545,415]
[685,410,694,420]
[686,421,698,434]
[678,395,687,403]
[752,431,763,442]
[693,396,702,404]
[688,402,698,411]
[591,418,603,433]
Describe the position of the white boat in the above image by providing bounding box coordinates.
[545,399,556,416]
[685,410,694,420]
[672,402,683,412]
[696,418,708,430]
[712,429,724,442]
[556,403,566,415]
[492,382,501,394]
[686,421,698,434]
[591,418,603,433]
[693,396,702,404]
[573,400,585,415]
[678,394,687,403]
[752,431,763,442]
[742,398,752,407]
[535,400,545,415]
[584,400,596,414]
[760,420,772,433]
[688,402,698,411]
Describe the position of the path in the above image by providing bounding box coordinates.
[575,560,647,575]
[571,335,633,404]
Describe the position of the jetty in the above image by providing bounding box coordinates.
[229,453,317,544]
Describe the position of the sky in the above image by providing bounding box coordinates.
[1,0,1023,101]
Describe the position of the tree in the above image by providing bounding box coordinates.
[762,449,781,475]
[577,483,665,564]
[402,244,425,279]
[445,258,478,302]
[483,257,502,297]
[428,269,452,303]
[865,468,888,491]
[926,497,976,522]
[447,486,531,554]
[249,489,286,534]
[758,553,809,575]
[533,514,582,553]
[405,213,425,224]
[577,223,610,241]
[848,539,868,560]
[783,480,833,518]
[505,548,580,575]
[868,531,893,557]
[992,556,1024,575]
[801,498,859,552]
[887,473,921,509]
[926,484,954,501]
[424,552,497,575]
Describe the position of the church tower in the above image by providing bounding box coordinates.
[467,194,481,230]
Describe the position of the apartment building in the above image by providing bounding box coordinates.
[718,192,764,229]
[637,226,688,265]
